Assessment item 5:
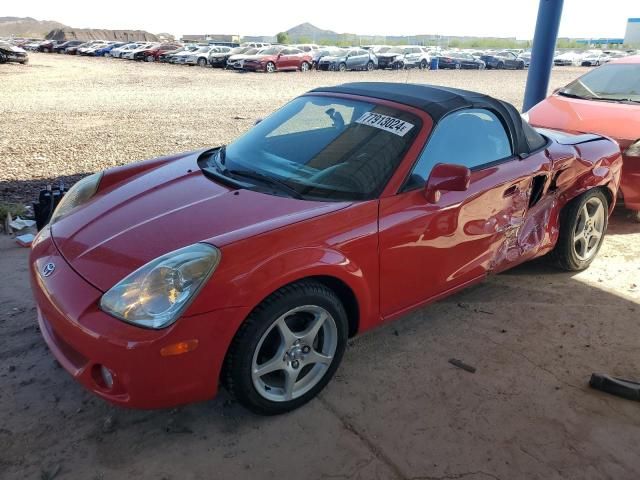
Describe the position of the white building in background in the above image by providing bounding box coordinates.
[624,18,640,45]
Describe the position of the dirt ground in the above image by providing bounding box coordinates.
[1,53,640,480]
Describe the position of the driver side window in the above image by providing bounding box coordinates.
[405,108,512,190]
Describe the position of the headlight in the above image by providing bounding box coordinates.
[624,139,640,157]
[100,243,221,329]
[50,172,102,224]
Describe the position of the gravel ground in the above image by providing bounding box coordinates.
[2,52,588,204]
[2,53,640,480]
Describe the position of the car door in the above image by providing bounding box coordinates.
[505,52,518,68]
[345,49,359,69]
[378,108,550,318]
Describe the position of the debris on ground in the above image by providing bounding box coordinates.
[15,233,35,247]
[449,358,477,374]
[101,415,116,434]
[40,464,61,480]
[165,418,193,434]
[589,373,640,401]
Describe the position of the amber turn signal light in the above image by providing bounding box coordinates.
[160,339,199,357]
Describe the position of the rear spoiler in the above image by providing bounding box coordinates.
[535,127,604,146]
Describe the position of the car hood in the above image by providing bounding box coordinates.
[228,54,252,60]
[320,55,346,62]
[528,94,640,143]
[378,53,402,59]
[243,54,269,61]
[1,44,26,53]
[52,149,350,291]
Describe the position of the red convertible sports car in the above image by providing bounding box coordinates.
[30,83,622,415]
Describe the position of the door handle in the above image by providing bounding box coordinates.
[503,185,519,197]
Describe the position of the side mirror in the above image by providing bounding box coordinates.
[424,163,471,203]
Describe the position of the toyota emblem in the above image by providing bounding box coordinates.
[42,262,56,277]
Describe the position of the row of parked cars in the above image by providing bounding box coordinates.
[6,37,638,73]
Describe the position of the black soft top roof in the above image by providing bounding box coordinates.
[310,82,537,156]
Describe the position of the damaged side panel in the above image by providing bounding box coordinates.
[378,134,622,318]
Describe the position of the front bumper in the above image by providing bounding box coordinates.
[29,230,248,409]
[243,62,263,71]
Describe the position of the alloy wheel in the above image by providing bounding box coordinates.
[266,62,276,73]
[251,305,338,402]
[300,61,310,72]
[573,197,605,261]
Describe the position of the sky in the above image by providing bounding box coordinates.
[4,0,637,40]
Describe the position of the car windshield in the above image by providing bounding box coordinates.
[194,47,209,53]
[559,64,640,102]
[258,47,281,55]
[387,47,404,54]
[203,95,420,201]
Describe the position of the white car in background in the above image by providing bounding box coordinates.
[553,51,584,66]
[291,44,320,52]
[110,43,143,58]
[226,47,261,69]
[122,43,157,60]
[580,51,610,66]
[167,45,200,64]
[77,41,108,55]
[184,45,231,66]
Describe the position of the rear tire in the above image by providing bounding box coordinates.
[454,62,461,70]
[420,59,427,69]
[553,189,608,271]
[0,52,6,64]
[367,60,375,71]
[497,61,505,69]
[338,62,346,72]
[223,280,348,415]
[197,57,207,67]
[300,61,310,72]
[145,55,155,62]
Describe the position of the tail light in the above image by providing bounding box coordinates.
[624,140,640,157]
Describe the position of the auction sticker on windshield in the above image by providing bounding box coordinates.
[355,112,415,137]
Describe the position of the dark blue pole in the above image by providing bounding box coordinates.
[522,0,564,112]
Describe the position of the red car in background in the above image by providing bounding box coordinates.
[526,55,640,221]
[134,43,181,62]
[30,83,621,415]
[243,46,312,72]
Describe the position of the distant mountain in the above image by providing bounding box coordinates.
[286,23,341,42]
[277,22,518,47]
[0,16,68,38]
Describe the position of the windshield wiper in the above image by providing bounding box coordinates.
[557,91,593,100]
[226,169,304,200]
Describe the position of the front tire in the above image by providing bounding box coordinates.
[300,61,310,72]
[223,280,348,415]
[265,61,276,73]
[553,189,608,271]
[338,62,346,72]
[367,60,375,71]
[497,61,505,69]
[145,55,155,62]
[197,57,207,67]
